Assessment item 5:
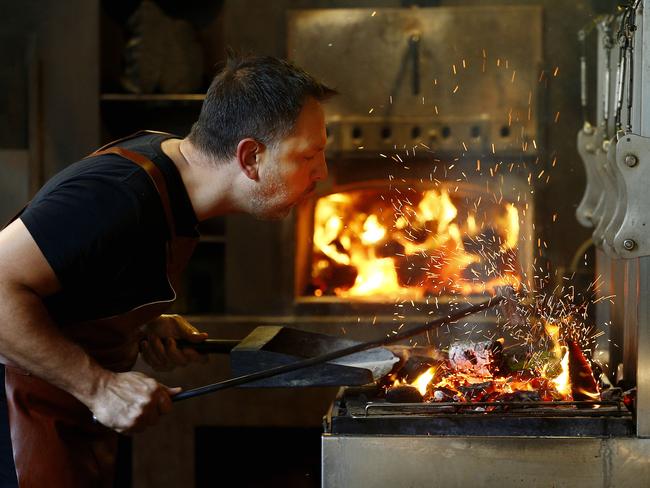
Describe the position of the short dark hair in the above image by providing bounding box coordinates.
[189,54,337,160]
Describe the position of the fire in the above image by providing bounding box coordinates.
[501,204,520,250]
[412,367,436,396]
[360,215,386,245]
[309,185,522,298]
[346,258,403,297]
[312,194,352,266]
[394,320,597,404]
[543,321,572,397]
[400,356,575,405]
[552,349,571,397]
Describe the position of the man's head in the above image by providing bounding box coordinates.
[188,55,336,219]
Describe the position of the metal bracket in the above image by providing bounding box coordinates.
[590,135,619,255]
[576,124,608,227]
[603,133,650,258]
[598,132,626,256]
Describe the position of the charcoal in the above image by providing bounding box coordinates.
[386,385,423,403]
[431,387,457,402]
[458,381,493,401]
[488,339,507,375]
[500,390,541,403]
[396,356,438,383]
[600,387,622,402]
[623,388,636,412]
[448,341,493,375]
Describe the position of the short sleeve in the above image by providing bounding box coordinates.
[20,175,143,291]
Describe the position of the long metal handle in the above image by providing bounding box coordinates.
[176,339,239,354]
[172,296,504,402]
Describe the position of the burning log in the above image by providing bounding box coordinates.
[567,340,600,401]
[377,239,405,258]
[394,253,429,288]
[396,356,441,384]
[311,260,358,293]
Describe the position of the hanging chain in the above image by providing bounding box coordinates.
[602,19,614,135]
[579,28,589,126]
[625,0,641,132]
[614,0,641,133]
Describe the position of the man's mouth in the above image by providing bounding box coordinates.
[290,184,317,209]
[303,183,317,198]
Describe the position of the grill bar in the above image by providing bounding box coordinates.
[363,400,624,416]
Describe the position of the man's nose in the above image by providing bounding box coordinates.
[313,155,328,181]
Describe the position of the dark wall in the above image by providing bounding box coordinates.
[1,0,99,179]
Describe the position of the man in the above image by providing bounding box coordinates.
[0,55,334,486]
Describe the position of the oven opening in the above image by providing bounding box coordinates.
[296,179,531,303]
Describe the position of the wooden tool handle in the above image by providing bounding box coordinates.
[176,339,239,354]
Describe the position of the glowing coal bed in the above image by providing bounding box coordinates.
[324,303,632,438]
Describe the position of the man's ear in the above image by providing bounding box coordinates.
[236,138,263,180]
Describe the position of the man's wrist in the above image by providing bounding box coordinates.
[69,363,114,408]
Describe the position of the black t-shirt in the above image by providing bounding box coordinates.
[20,132,199,324]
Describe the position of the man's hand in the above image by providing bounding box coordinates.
[140,314,209,371]
[90,371,180,433]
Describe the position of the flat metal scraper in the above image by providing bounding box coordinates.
[229,326,399,387]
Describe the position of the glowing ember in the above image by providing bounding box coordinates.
[396,351,576,404]
[389,321,600,405]
[308,184,522,298]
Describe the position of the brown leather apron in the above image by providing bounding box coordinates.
[3,132,198,487]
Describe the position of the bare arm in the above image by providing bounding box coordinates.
[0,218,176,432]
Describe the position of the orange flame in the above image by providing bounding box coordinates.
[542,321,572,397]
[412,367,436,396]
[310,186,522,298]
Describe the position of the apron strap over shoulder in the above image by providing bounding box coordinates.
[90,146,179,257]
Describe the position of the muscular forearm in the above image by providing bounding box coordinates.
[0,281,178,433]
[0,218,175,433]
[0,281,109,406]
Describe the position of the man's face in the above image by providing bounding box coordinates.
[253,97,328,220]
